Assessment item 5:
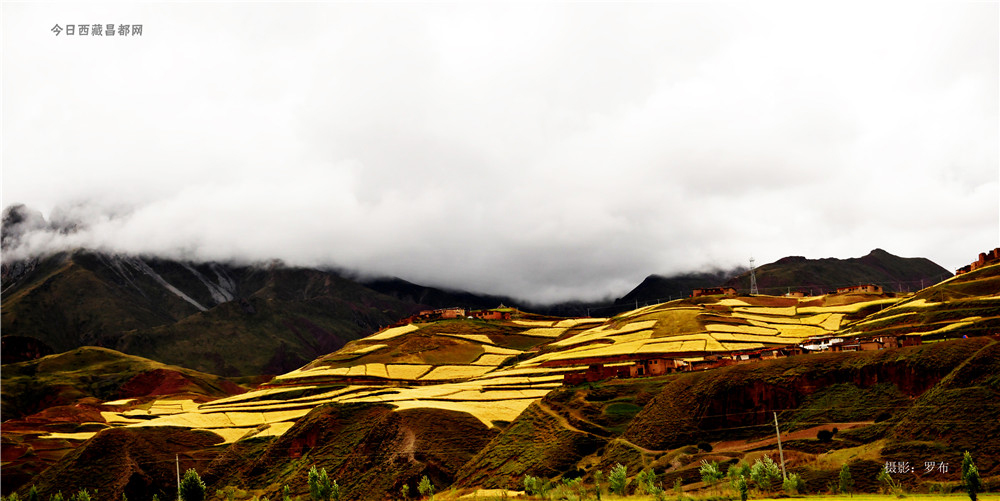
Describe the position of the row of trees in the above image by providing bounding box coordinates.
[0,452,986,501]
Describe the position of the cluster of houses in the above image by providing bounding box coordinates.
[403,306,513,323]
[561,333,924,385]
[956,248,1000,275]
[692,284,886,299]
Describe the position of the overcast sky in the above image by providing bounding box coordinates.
[2,2,998,303]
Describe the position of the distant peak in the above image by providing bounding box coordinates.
[775,256,807,264]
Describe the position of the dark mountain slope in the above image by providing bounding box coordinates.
[620,250,950,304]
[615,268,744,305]
[726,249,951,295]
[1,251,424,375]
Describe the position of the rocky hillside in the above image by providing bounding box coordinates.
[1,250,425,376]
[620,249,950,303]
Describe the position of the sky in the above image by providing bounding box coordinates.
[2,2,998,303]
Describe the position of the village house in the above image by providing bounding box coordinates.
[692,287,738,297]
[836,284,884,294]
[956,248,1000,274]
[469,309,512,320]
[415,307,467,321]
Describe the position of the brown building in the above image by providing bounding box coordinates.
[956,248,1000,275]
[692,287,737,297]
[836,284,883,295]
[469,309,512,320]
[564,363,629,385]
[416,308,467,321]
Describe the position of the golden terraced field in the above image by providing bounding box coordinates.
[89,293,916,444]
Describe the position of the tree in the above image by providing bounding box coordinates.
[736,475,748,501]
[309,467,336,501]
[727,462,750,493]
[27,486,38,501]
[877,466,902,496]
[839,464,854,496]
[698,460,723,493]
[608,463,628,496]
[180,469,206,501]
[593,470,604,500]
[783,473,805,495]
[962,451,975,483]
[817,429,834,442]
[417,476,434,500]
[523,476,550,498]
[282,485,292,501]
[749,456,781,493]
[963,453,981,501]
[636,469,657,495]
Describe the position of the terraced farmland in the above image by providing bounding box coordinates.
[76,291,927,445]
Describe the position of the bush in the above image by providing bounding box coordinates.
[418,476,434,500]
[699,460,723,491]
[749,456,781,493]
[180,469,206,501]
[877,466,903,496]
[697,442,713,452]
[817,429,834,442]
[608,463,628,496]
[736,475,748,501]
[636,469,661,496]
[523,476,551,498]
[783,473,805,495]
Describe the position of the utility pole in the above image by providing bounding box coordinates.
[773,412,787,480]
[749,257,759,295]
[176,454,181,501]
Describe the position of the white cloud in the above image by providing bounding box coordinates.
[2,2,997,303]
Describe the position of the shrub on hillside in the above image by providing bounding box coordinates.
[180,469,206,501]
[418,476,435,500]
[608,463,628,496]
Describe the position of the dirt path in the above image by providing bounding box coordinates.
[714,422,873,452]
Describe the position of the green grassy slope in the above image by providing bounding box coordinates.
[1,346,245,419]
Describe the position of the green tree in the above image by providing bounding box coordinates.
[636,469,658,496]
[698,460,723,493]
[965,462,981,501]
[28,486,38,501]
[736,475,748,501]
[962,451,975,481]
[749,456,781,493]
[593,470,604,500]
[417,476,434,500]
[282,485,292,501]
[309,467,335,501]
[877,466,902,496]
[783,473,805,495]
[839,463,854,496]
[522,476,551,499]
[180,469,206,501]
[608,464,628,496]
[727,461,750,489]
[49,492,64,501]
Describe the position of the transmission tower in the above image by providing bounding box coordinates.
[749,257,759,295]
